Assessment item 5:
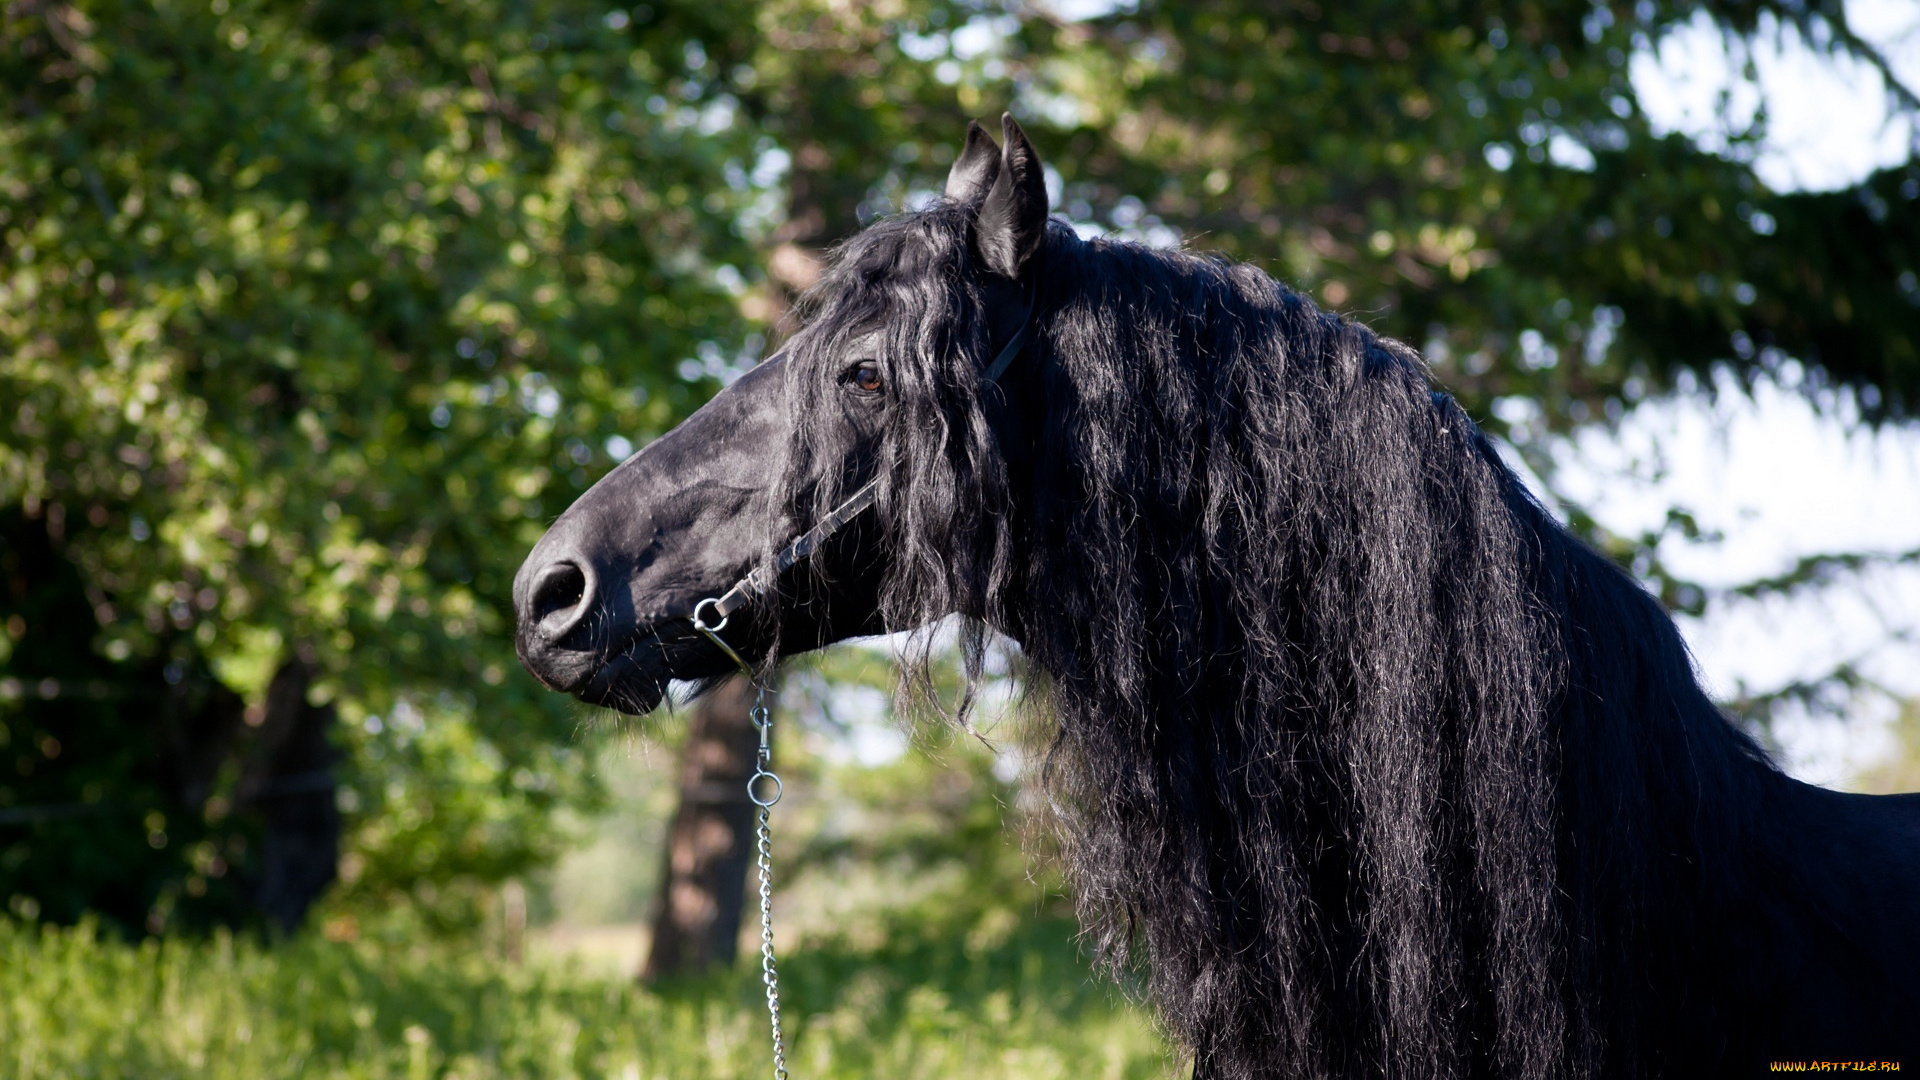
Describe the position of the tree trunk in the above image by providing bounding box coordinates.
[642,675,762,980]
[235,657,343,935]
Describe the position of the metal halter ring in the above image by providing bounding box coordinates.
[691,597,729,633]
[749,770,783,807]
[690,596,754,678]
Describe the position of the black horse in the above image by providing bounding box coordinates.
[515,117,1920,1077]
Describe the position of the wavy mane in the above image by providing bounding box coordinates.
[778,206,1778,1079]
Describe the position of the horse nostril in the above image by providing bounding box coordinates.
[529,560,591,638]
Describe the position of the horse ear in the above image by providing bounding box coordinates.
[945,120,1001,203]
[973,113,1049,280]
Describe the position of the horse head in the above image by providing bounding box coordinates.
[513,115,1050,713]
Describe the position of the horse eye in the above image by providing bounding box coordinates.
[848,361,884,394]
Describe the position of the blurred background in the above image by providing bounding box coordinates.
[2,0,1917,1075]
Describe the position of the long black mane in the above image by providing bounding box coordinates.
[774,206,1860,1078]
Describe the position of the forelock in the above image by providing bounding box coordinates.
[786,206,975,355]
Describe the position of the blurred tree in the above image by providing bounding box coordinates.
[0,0,763,931]
[776,676,1066,948]
[1,509,260,932]
[641,674,757,980]
[1011,0,1918,431]
[1858,698,1920,795]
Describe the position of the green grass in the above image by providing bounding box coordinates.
[0,915,1176,1080]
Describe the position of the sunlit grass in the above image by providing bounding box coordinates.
[0,914,1177,1080]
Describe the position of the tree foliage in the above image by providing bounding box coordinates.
[767,0,1920,431]
[1,0,763,929]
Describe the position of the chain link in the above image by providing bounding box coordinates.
[747,680,789,1080]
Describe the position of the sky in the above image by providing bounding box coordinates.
[1631,0,1918,191]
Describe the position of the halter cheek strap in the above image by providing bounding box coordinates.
[693,476,881,633]
[691,288,1036,645]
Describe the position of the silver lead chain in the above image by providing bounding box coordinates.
[747,680,789,1080]
[689,598,790,1080]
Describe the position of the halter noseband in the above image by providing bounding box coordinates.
[690,290,1036,664]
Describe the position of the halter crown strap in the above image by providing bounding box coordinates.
[981,317,1032,383]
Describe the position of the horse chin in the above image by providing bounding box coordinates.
[577,651,669,716]
[572,618,725,715]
